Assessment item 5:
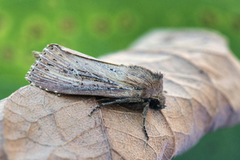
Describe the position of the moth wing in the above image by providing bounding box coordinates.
[26,44,149,98]
[59,45,99,61]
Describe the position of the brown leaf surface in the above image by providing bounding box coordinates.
[3,29,240,160]
[0,99,7,160]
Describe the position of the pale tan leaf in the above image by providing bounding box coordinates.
[3,29,240,160]
[0,99,7,160]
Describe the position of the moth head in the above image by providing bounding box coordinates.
[150,94,166,110]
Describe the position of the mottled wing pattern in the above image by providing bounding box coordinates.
[25,44,157,98]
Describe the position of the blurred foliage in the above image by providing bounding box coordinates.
[0,0,240,159]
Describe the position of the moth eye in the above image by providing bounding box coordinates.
[149,99,160,108]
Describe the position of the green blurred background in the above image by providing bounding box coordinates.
[1,0,240,159]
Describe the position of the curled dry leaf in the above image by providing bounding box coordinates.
[2,29,240,160]
[0,99,7,160]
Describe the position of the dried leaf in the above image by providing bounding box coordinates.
[0,99,7,160]
[3,29,240,159]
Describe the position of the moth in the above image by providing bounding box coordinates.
[25,44,166,140]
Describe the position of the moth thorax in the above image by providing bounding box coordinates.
[140,78,163,99]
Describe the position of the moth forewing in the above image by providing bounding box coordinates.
[25,44,165,140]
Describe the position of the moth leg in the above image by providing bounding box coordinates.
[96,97,116,102]
[142,102,150,140]
[88,97,144,116]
